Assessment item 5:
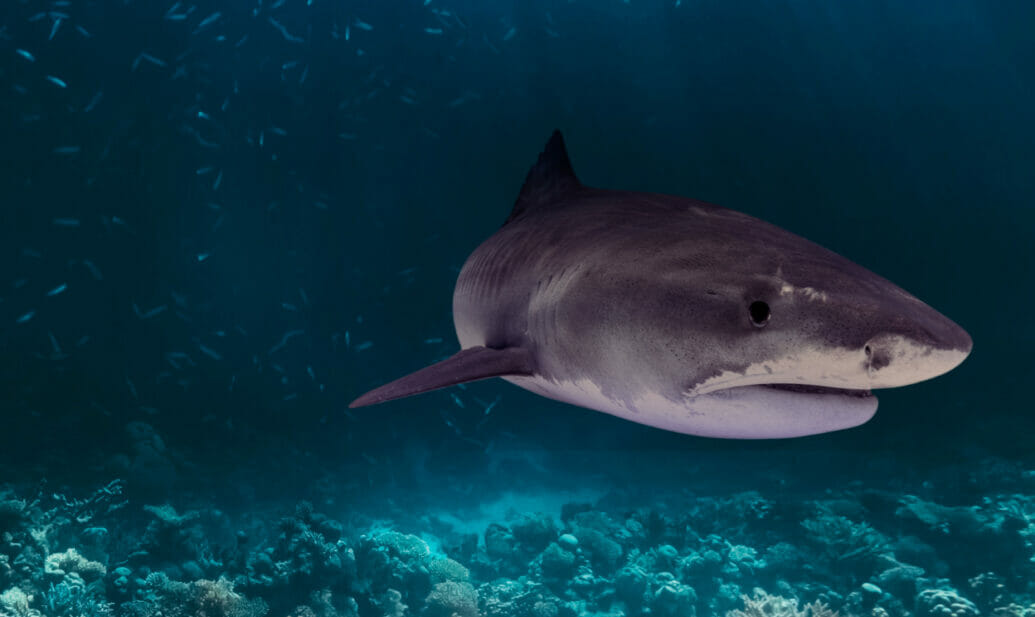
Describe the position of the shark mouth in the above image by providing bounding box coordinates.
[680,381,880,438]
[757,383,875,399]
[693,380,875,400]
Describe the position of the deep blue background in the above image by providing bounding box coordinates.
[0,0,1032,489]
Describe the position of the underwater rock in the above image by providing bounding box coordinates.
[484,524,516,560]
[355,530,428,605]
[897,495,1029,576]
[890,536,944,577]
[915,588,980,617]
[621,517,650,548]
[560,503,593,524]
[537,542,577,582]
[0,554,12,589]
[109,565,134,597]
[724,544,766,577]
[655,544,679,568]
[624,509,676,549]
[557,534,578,551]
[41,581,114,617]
[0,497,48,589]
[801,507,892,579]
[292,588,360,617]
[44,548,106,584]
[702,492,778,536]
[862,582,882,596]
[369,531,430,562]
[376,588,407,617]
[140,504,203,567]
[713,581,746,615]
[682,547,724,578]
[423,581,478,617]
[181,559,204,580]
[726,589,837,617]
[570,514,623,575]
[0,588,34,616]
[477,523,526,579]
[966,572,1010,613]
[238,502,356,612]
[0,497,30,530]
[441,532,479,565]
[896,496,972,535]
[762,542,807,573]
[511,513,558,553]
[121,573,263,617]
[479,579,526,617]
[570,565,613,607]
[428,557,470,584]
[842,583,885,617]
[990,603,1035,617]
[142,504,198,527]
[875,563,925,599]
[652,578,697,617]
[478,579,566,617]
[614,565,649,608]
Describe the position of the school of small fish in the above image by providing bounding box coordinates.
[1,0,680,439]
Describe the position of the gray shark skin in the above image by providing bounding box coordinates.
[350,131,972,439]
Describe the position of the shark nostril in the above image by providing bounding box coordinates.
[865,343,892,371]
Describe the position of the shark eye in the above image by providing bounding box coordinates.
[749,301,771,327]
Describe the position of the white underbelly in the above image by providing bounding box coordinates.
[502,374,877,439]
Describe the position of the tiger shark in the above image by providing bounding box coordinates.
[350,131,972,438]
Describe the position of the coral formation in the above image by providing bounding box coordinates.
[1,458,1033,617]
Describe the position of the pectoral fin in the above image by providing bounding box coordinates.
[348,346,535,408]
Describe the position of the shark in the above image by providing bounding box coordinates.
[349,131,972,438]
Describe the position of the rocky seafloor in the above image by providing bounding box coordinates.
[1,425,1033,617]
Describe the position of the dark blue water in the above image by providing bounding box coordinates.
[1,1,1032,616]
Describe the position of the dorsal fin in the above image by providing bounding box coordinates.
[505,130,581,225]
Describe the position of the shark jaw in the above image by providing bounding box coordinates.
[673,382,878,439]
[504,374,879,440]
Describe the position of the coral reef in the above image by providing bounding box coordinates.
[1,454,1033,617]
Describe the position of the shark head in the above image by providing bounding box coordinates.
[636,207,974,438]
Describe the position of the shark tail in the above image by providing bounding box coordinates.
[348,346,534,408]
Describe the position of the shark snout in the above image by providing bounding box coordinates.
[863,308,972,388]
